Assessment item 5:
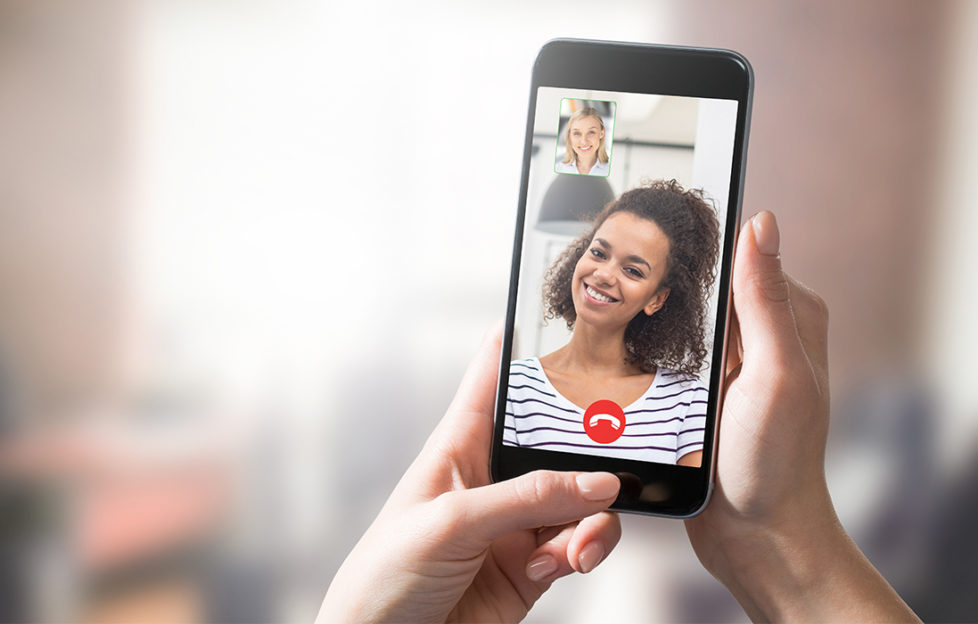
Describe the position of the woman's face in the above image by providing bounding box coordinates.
[568,115,604,162]
[571,211,671,332]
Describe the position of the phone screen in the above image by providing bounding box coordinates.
[506,88,737,466]
[492,41,752,517]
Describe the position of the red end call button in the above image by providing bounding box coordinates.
[583,399,626,444]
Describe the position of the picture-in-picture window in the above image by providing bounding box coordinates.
[554,99,616,177]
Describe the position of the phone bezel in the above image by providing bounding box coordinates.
[491,39,753,518]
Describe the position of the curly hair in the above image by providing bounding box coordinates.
[542,179,720,375]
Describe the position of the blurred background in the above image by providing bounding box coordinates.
[1,0,977,622]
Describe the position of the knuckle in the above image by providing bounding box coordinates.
[514,470,563,506]
[746,270,791,305]
[798,287,830,325]
[808,290,829,320]
[788,277,829,323]
[429,491,467,531]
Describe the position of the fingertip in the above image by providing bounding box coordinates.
[733,211,806,367]
[526,512,620,581]
[566,512,620,574]
[735,211,790,307]
[575,472,620,501]
[750,210,780,257]
[577,541,606,574]
[525,553,559,582]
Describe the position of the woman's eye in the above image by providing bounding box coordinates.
[625,267,644,278]
[589,248,605,259]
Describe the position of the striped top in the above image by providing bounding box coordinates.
[504,357,707,465]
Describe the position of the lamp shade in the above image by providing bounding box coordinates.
[535,174,616,236]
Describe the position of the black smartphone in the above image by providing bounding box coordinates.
[490,39,753,517]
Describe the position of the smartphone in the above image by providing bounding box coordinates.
[490,39,753,517]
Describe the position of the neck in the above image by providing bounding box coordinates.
[576,153,598,173]
[551,321,636,377]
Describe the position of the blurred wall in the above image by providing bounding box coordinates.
[0,0,129,423]
[925,0,978,467]
[1,1,977,622]
[672,1,946,389]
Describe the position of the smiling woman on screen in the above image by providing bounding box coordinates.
[555,106,611,176]
[505,180,720,466]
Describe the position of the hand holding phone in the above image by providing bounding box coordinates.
[322,40,918,622]
[681,212,918,622]
[319,325,623,623]
[322,213,917,624]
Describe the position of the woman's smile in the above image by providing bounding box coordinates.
[583,282,618,304]
[573,139,596,156]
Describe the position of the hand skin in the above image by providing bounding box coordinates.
[320,210,920,623]
[685,211,920,622]
[318,326,622,623]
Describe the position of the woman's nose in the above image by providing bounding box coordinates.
[592,267,615,284]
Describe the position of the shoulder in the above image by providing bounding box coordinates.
[509,357,545,382]
[649,369,708,430]
[589,161,610,176]
[653,368,707,393]
[507,358,557,404]
[554,161,576,174]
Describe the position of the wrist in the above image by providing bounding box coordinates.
[711,507,846,621]
[704,497,918,623]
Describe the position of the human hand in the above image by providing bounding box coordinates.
[687,210,832,554]
[318,325,622,623]
[685,211,917,622]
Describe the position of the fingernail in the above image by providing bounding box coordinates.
[578,542,606,573]
[751,211,780,257]
[576,472,620,501]
[526,554,558,582]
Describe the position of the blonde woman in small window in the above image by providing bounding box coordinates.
[555,107,611,176]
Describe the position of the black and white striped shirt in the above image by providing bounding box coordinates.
[504,357,707,465]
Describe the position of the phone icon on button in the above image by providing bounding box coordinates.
[583,400,626,444]
[589,414,622,430]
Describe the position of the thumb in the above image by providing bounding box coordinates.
[444,471,620,544]
[733,211,802,366]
